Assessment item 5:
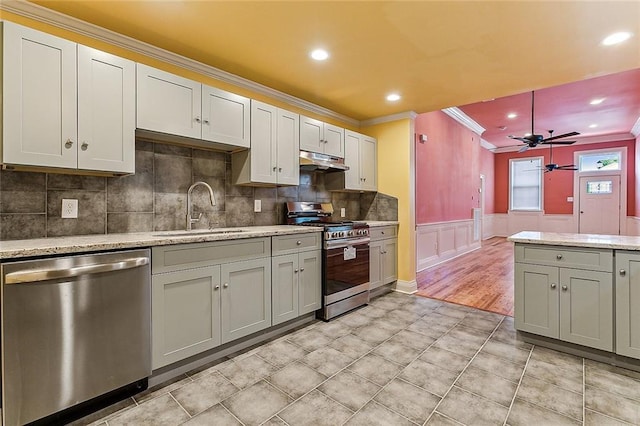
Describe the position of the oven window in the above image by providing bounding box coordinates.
[324,244,369,296]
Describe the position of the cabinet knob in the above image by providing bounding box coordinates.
[279,167,282,172]
[381,231,385,235]
[296,240,302,245]
[223,283,229,288]
[562,285,568,291]
[273,166,277,171]
[556,254,563,260]
[195,116,201,123]
[64,139,74,149]
[551,283,557,289]
[203,119,209,125]
[294,269,298,273]
[300,267,305,272]
[214,285,220,290]
[81,142,89,151]
[620,269,627,276]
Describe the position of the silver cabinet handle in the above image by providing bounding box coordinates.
[279,167,282,172]
[620,269,627,276]
[556,254,563,260]
[5,257,149,284]
[81,142,89,151]
[294,269,298,273]
[300,268,305,272]
[214,285,220,290]
[223,283,229,288]
[562,285,568,291]
[381,231,385,235]
[297,240,302,245]
[273,166,277,171]
[195,116,201,123]
[203,119,209,125]
[551,283,557,289]
[64,139,74,149]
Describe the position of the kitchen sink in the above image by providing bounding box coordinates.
[153,229,251,237]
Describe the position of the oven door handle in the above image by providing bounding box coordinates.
[325,237,371,250]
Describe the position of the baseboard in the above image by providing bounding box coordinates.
[394,279,417,294]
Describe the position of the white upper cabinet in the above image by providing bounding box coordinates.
[136,64,201,139]
[232,100,299,186]
[300,115,344,158]
[3,22,77,169]
[137,64,250,149]
[77,46,135,173]
[2,22,135,174]
[326,130,377,192]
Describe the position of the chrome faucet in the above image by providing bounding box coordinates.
[187,181,216,230]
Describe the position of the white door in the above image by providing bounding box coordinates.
[579,175,620,235]
[343,131,361,189]
[299,116,324,153]
[323,123,345,157]
[77,46,135,173]
[276,109,300,185]
[250,101,277,184]
[360,135,377,191]
[202,86,250,148]
[3,22,77,168]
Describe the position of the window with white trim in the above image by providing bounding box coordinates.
[510,157,543,211]
[578,151,621,172]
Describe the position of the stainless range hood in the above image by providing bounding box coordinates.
[299,150,349,172]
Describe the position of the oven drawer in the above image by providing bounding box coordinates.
[272,232,321,255]
[370,225,397,241]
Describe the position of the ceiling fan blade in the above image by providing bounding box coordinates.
[541,140,576,145]
[518,145,530,153]
[543,131,580,142]
[556,165,578,170]
[508,135,530,143]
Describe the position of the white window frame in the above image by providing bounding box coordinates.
[509,156,543,212]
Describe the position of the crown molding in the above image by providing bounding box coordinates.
[441,107,486,136]
[480,139,496,150]
[360,111,418,127]
[0,0,359,127]
[631,116,640,137]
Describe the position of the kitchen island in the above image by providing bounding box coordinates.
[508,231,640,370]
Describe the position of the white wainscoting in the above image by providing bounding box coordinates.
[417,219,481,272]
[626,217,640,236]
[486,213,640,237]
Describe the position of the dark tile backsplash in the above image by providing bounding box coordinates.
[0,141,398,240]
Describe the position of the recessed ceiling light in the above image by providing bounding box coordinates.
[507,113,517,119]
[386,93,401,102]
[590,98,605,105]
[602,31,633,46]
[589,124,598,128]
[310,49,329,61]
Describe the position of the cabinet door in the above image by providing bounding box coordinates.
[250,101,277,184]
[3,22,77,168]
[343,131,361,189]
[221,258,271,343]
[514,263,559,338]
[360,135,377,191]
[276,109,300,185]
[382,239,398,284]
[202,86,250,148]
[323,123,345,158]
[136,64,201,139]
[616,252,640,359]
[152,266,221,369]
[299,250,322,315]
[77,46,135,173]
[300,116,324,153]
[272,254,298,326]
[369,240,384,290]
[559,268,613,351]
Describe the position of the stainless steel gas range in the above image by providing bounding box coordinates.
[285,202,370,320]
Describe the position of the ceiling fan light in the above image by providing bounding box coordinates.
[589,124,598,128]
[602,31,633,46]
[590,98,605,105]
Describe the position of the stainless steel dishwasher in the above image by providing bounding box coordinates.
[1,249,151,426]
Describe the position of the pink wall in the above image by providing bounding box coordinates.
[415,111,487,223]
[636,134,640,216]
[494,139,636,215]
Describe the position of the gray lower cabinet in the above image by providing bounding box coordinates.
[514,244,613,352]
[615,251,640,359]
[272,234,322,326]
[151,238,271,369]
[369,225,398,290]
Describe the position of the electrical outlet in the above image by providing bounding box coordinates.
[340,207,346,217]
[254,199,262,212]
[61,199,78,219]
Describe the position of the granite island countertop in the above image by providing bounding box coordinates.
[0,225,322,260]
[366,221,399,227]
[508,231,640,251]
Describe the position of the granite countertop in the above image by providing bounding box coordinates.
[0,226,322,260]
[366,221,399,227]
[508,231,640,251]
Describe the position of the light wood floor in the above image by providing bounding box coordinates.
[416,237,514,316]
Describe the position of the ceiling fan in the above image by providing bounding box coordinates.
[544,133,578,172]
[507,91,580,153]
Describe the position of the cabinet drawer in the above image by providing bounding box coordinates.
[272,233,321,255]
[370,226,397,241]
[152,237,270,273]
[515,244,612,272]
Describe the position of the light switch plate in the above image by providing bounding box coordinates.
[567,196,574,202]
[62,199,78,218]
[254,199,262,212]
[340,207,346,217]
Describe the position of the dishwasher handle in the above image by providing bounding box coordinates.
[4,256,150,284]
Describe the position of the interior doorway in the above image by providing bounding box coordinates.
[578,175,621,235]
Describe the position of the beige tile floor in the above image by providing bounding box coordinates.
[75,292,640,425]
